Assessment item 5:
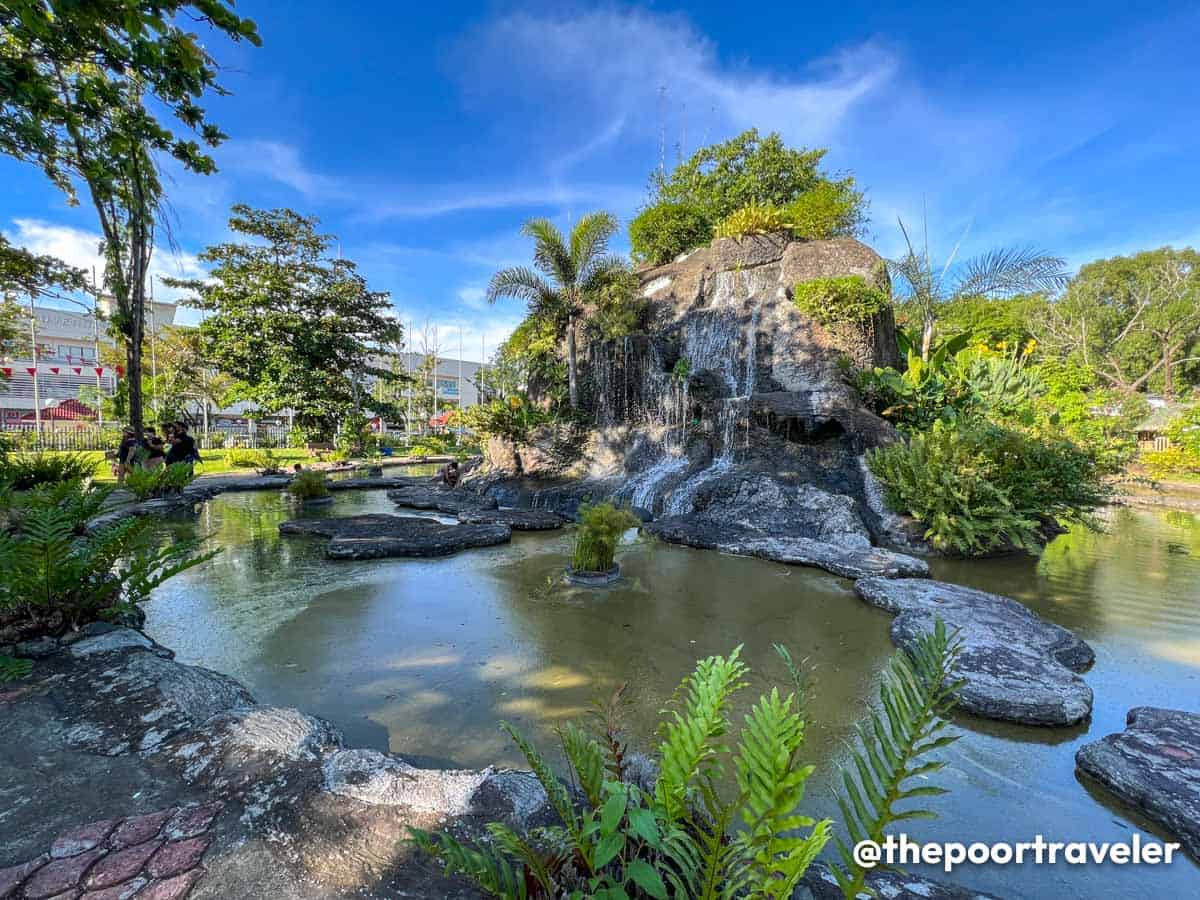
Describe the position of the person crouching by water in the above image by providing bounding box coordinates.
[165,422,201,473]
[114,427,141,483]
[145,436,166,470]
[440,460,460,488]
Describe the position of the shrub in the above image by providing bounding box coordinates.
[869,419,1109,555]
[226,448,283,474]
[287,469,329,500]
[782,180,866,240]
[0,451,97,490]
[459,396,553,444]
[629,200,712,267]
[1141,446,1200,479]
[712,199,791,239]
[124,462,195,501]
[207,431,227,449]
[793,275,890,325]
[571,501,640,573]
[412,624,962,899]
[0,480,218,636]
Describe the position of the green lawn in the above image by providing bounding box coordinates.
[24,448,322,483]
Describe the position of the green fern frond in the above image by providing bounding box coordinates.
[0,655,33,682]
[501,721,593,871]
[829,619,964,898]
[408,826,527,899]
[559,721,606,810]
[732,687,831,899]
[655,646,749,823]
[486,822,567,896]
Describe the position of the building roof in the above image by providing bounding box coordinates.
[19,399,97,421]
[1135,402,1188,433]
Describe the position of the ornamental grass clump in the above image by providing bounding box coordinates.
[0,451,97,490]
[412,622,963,899]
[287,468,329,500]
[571,501,640,573]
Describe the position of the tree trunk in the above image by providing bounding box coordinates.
[567,314,579,409]
[920,315,935,362]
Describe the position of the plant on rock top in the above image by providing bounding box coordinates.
[793,275,890,327]
[411,623,962,899]
[288,469,329,501]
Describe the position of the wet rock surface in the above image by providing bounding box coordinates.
[796,862,1000,899]
[648,517,929,580]
[387,484,498,515]
[455,507,565,530]
[325,476,419,491]
[279,513,512,559]
[1076,706,1200,860]
[855,578,1095,725]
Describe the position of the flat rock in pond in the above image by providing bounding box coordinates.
[387,484,497,514]
[326,476,420,491]
[455,508,565,530]
[1076,706,1200,861]
[647,518,929,580]
[280,513,511,559]
[855,577,1094,726]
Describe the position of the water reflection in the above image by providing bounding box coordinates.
[145,494,1200,898]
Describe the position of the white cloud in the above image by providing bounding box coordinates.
[453,8,898,153]
[393,308,523,363]
[5,219,206,302]
[218,139,348,200]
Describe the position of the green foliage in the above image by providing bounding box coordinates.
[0,654,33,682]
[1141,447,1200,479]
[1039,247,1200,397]
[713,200,792,240]
[629,201,712,267]
[287,469,329,500]
[0,451,97,490]
[630,129,867,265]
[0,480,218,634]
[336,411,373,456]
[869,419,1109,555]
[930,294,1047,347]
[168,206,404,440]
[793,276,890,326]
[671,358,692,383]
[460,396,553,443]
[590,269,651,341]
[123,463,194,501]
[488,212,627,410]
[571,502,640,573]
[829,620,963,896]
[412,634,960,899]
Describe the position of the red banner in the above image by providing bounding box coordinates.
[1,367,11,377]
[72,367,82,375]
[26,367,36,377]
[48,366,60,375]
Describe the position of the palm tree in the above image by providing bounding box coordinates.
[487,212,625,409]
[889,216,1070,361]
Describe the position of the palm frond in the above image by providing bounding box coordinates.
[569,211,619,276]
[952,246,1069,299]
[578,254,630,298]
[521,218,574,285]
[486,266,554,306]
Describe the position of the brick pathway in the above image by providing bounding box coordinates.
[0,802,221,900]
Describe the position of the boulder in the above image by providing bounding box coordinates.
[326,476,418,491]
[855,578,1094,726]
[648,518,928,580]
[323,749,490,815]
[280,513,512,559]
[1076,707,1200,860]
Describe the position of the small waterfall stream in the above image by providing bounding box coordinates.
[616,309,759,514]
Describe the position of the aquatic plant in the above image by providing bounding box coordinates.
[287,469,328,500]
[571,501,640,573]
[411,623,962,899]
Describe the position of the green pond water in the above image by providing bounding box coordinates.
[145,490,1200,899]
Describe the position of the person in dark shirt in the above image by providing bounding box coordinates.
[145,437,166,470]
[115,427,140,483]
[165,427,199,469]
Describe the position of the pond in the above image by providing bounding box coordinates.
[145,491,1200,899]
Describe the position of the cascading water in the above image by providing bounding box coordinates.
[660,308,760,516]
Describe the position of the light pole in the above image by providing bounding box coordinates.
[27,297,41,438]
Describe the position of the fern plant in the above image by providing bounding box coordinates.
[0,480,218,634]
[123,463,195,501]
[829,619,964,896]
[411,628,961,900]
[287,469,329,500]
[0,654,33,682]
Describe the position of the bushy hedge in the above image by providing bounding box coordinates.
[628,201,711,267]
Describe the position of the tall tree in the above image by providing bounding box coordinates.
[167,205,404,439]
[1038,247,1200,397]
[889,218,1069,360]
[487,212,624,409]
[0,0,261,431]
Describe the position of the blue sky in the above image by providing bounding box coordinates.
[3,0,1198,360]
